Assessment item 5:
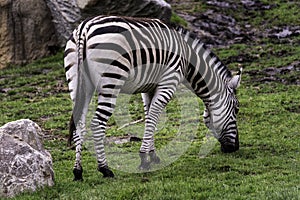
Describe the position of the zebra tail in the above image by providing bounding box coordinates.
[66,24,84,147]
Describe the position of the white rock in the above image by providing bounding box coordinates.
[0,119,54,198]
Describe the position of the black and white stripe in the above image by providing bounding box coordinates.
[64,15,242,180]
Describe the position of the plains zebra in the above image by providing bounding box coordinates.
[64,15,242,181]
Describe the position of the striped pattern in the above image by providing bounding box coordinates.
[64,16,241,179]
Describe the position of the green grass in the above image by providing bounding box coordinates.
[1,1,300,199]
[252,1,300,27]
[170,12,188,27]
[1,53,299,200]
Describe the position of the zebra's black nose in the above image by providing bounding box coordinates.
[221,143,239,153]
[220,135,239,153]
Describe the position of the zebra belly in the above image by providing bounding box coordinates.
[118,63,162,94]
[120,82,157,94]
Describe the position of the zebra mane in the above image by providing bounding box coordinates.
[174,26,233,82]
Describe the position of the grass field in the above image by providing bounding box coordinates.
[0,0,299,199]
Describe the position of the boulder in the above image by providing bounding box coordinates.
[0,0,58,68]
[46,0,172,46]
[0,119,54,198]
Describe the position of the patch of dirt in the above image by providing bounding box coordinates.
[105,134,142,145]
[247,61,300,85]
[175,0,299,46]
[170,0,281,46]
[223,53,258,65]
[267,26,300,39]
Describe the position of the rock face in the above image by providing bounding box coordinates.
[0,0,171,68]
[0,119,54,198]
[0,0,58,69]
[79,0,172,22]
[45,0,81,46]
[46,0,172,46]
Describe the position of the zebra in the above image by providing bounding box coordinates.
[64,15,242,181]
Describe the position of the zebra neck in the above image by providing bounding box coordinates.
[185,48,230,107]
[176,27,232,106]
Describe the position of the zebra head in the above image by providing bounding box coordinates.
[203,69,242,153]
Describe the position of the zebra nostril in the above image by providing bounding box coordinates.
[221,139,239,153]
[221,144,239,153]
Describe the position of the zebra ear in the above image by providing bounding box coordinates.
[228,68,242,89]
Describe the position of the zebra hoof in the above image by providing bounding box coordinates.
[73,168,83,181]
[98,166,115,178]
[138,162,151,171]
[139,152,151,171]
[149,151,160,164]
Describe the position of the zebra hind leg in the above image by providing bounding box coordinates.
[67,115,84,180]
[91,89,122,178]
[90,117,115,178]
[72,122,86,181]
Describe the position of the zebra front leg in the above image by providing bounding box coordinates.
[141,93,161,165]
[139,127,161,170]
[139,150,161,170]
[149,150,160,164]
[141,92,153,116]
[139,85,177,170]
[139,93,161,170]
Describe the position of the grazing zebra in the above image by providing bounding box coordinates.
[64,15,242,181]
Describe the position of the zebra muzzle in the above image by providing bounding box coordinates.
[221,142,239,153]
[220,135,239,153]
